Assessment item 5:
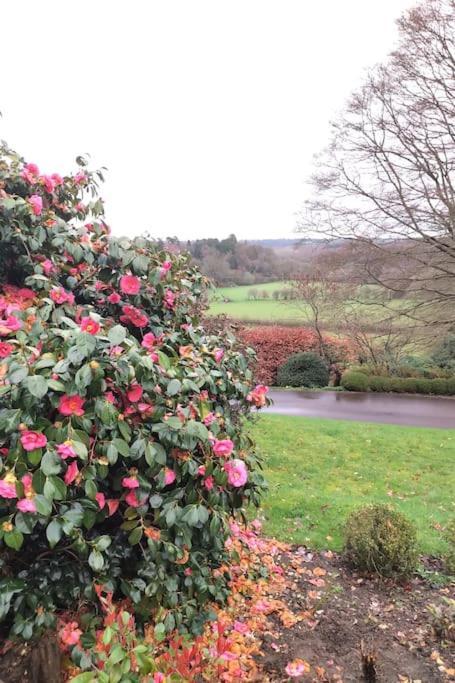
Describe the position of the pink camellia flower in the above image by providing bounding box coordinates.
[141,332,159,350]
[164,468,176,486]
[41,175,56,193]
[21,163,39,183]
[64,461,79,485]
[109,346,123,357]
[28,194,43,216]
[107,499,119,516]
[0,315,22,335]
[56,441,77,459]
[159,261,172,279]
[150,352,159,363]
[224,459,248,488]
[20,430,47,452]
[17,498,37,513]
[107,292,121,304]
[73,171,87,185]
[212,439,234,458]
[285,659,310,678]
[214,348,224,363]
[95,492,106,509]
[51,172,63,186]
[104,391,116,404]
[120,305,148,328]
[203,412,216,427]
[204,476,214,491]
[22,473,33,494]
[0,479,17,499]
[50,287,74,305]
[127,384,143,403]
[59,394,85,417]
[120,275,141,295]
[0,342,14,358]
[125,490,142,508]
[137,402,154,415]
[247,384,269,408]
[122,476,139,489]
[80,317,101,335]
[59,621,82,648]
[153,673,166,683]
[197,465,206,476]
[163,289,176,310]
[42,259,55,275]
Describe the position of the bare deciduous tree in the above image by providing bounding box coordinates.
[299,0,455,330]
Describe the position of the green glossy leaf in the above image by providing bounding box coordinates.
[46,519,62,548]
[25,375,48,398]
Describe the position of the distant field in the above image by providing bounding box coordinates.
[208,281,409,326]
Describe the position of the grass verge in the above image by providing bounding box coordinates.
[250,414,455,555]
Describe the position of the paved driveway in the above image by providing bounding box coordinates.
[265,390,455,429]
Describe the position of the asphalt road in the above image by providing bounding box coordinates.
[264,390,455,429]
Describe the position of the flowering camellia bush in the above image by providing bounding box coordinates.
[0,142,267,644]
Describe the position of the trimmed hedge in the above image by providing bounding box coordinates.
[276,352,329,388]
[341,371,455,395]
[239,326,357,384]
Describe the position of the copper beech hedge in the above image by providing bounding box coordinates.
[0,143,268,641]
[239,325,357,385]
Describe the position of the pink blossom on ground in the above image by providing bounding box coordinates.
[17,498,37,513]
[28,194,43,215]
[224,459,248,487]
[214,348,224,363]
[20,430,47,452]
[164,468,176,485]
[122,476,139,489]
[120,275,141,295]
[0,480,17,498]
[285,659,310,678]
[64,461,79,485]
[212,439,234,458]
[233,620,250,634]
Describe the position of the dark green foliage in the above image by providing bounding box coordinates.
[344,504,418,578]
[432,334,455,370]
[342,372,455,395]
[276,352,329,388]
[340,371,369,391]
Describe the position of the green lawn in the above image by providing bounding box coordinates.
[250,414,455,555]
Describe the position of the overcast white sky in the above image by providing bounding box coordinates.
[2,0,416,241]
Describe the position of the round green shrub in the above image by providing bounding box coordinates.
[276,352,329,388]
[344,504,418,577]
[340,370,369,392]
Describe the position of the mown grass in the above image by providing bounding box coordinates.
[250,414,455,555]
